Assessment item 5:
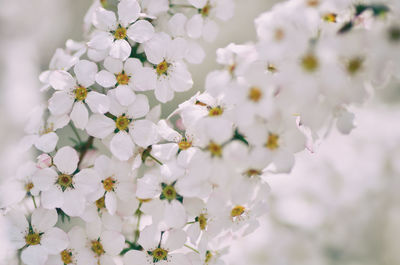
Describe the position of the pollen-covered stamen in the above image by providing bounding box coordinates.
[198,213,207,230]
[205,250,213,263]
[91,240,105,257]
[161,185,177,201]
[57,174,73,190]
[25,232,41,246]
[116,72,130,85]
[60,249,73,264]
[102,177,116,192]
[25,182,34,192]
[265,133,279,150]
[115,115,131,131]
[208,106,223,116]
[347,57,363,75]
[231,205,245,218]
[114,26,127,40]
[248,87,262,102]
[178,139,192,150]
[95,196,106,210]
[301,53,319,72]
[207,142,222,157]
[151,248,168,262]
[74,86,88,101]
[274,28,285,41]
[267,63,278,73]
[200,3,211,17]
[323,13,337,23]
[245,169,262,177]
[156,60,170,76]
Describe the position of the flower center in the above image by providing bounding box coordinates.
[274,28,285,41]
[267,63,278,73]
[114,26,127,40]
[198,214,207,230]
[156,60,169,76]
[116,72,130,85]
[265,133,279,150]
[115,115,131,131]
[208,106,223,116]
[207,142,222,157]
[323,13,337,23]
[57,174,73,191]
[74,86,87,101]
[231,205,245,217]
[25,182,34,192]
[96,196,106,210]
[245,169,262,177]
[205,251,213,263]
[60,249,73,264]
[102,177,116,192]
[388,26,400,42]
[248,87,262,102]
[200,3,211,17]
[301,53,319,72]
[347,57,363,75]
[91,240,105,256]
[151,248,168,261]
[25,232,41,245]
[161,185,177,201]
[178,139,192,150]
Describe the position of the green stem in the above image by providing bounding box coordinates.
[186,221,196,225]
[32,196,37,208]
[148,154,163,165]
[184,244,200,254]
[133,202,143,244]
[70,123,82,143]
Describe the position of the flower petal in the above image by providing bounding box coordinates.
[41,227,69,254]
[49,70,75,91]
[127,20,155,43]
[86,114,115,139]
[127,94,149,119]
[35,132,58,153]
[110,131,134,161]
[115,85,136,106]
[96,70,117,88]
[48,91,74,116]
[53,146,79,174]
[86,91,110,114]
[109,39,131,61]
[74,60,98,87]
[130,119,158,147]
[31,208,58,232]
[118,0,140,27]
[70,102,89,130]
[100,230,125,256]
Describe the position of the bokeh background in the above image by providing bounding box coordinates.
[0,0,399,264]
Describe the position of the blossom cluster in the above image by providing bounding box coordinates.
[1,0,399,265]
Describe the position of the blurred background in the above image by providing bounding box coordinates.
[0,0,399,264]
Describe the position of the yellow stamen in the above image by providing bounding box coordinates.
[208,106,223,116]
[156,60,169,76]
[266,133,279,150]
[301,53,319,72]
[60,250,73,264]
[207,142,222,157]
[178,139,192,150]
[198,214,207,230]
[25,232,41,245]
[231,205,245,217]
[116,73,130,85]
[115,115,130,131]
[102,177,116,192]
[91,240,105,256]
[95,196,105,210]
[114,27,127,40]
[152,248,168,261]
[248,87,262,102]
[323,13,337,23]
[74,86,88,101]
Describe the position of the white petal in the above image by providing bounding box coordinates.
[74,60,98,87]
[186,14,203,39]
[109,39,131,61]
[87,31,114,50]
[138,225,159,250]
[96,70,117,88]
[168,62,193,92]
[127,94,149,119]
[130,119,158,147]
[155,79,174,103]
[31,208,58,232]
[272,149,295,173]
[164,229,186,251]
[203,19,219,42]
[166,38,187,61]
[49,70,75,91]
[41,227,69,254]
[104,56,124,74]
[185,41,205,64]
[86,114,115,139]
[70,102,89,129]
[118,0,140,27]
[74,168,100,194]
[35,132,58,153]
[123,58,142,76]
[32,168,58,191]
[134,67,157,91]
[115,85,136,106]
[168,13,187,37]
[21,245,48,265]
[105,192,117,215]
[123,250,148,265]
[41,187,64,209]
[100,230,125,256]
[54,146,79,174]
[48,91,74,116]
[110,131,134,161]
[62,190,86,217]
[86,91,110,114]
[143,33,169,64]
[68,226,87,250]
[101,212,122,231]
[93,7,117,31]
[136,174,160,199]
[164,201,187,229]
[127,20,155,43]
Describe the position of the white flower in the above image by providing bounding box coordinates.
[144,33,193,102]
[33,146,99,216]
[123,225,189,265]
[86,91,158,161]
[48,60,110,129]
[88,0,155,61]
[95,56,156,106]
[6,208,68,265]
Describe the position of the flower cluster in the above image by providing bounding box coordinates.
[1,0,400,265]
